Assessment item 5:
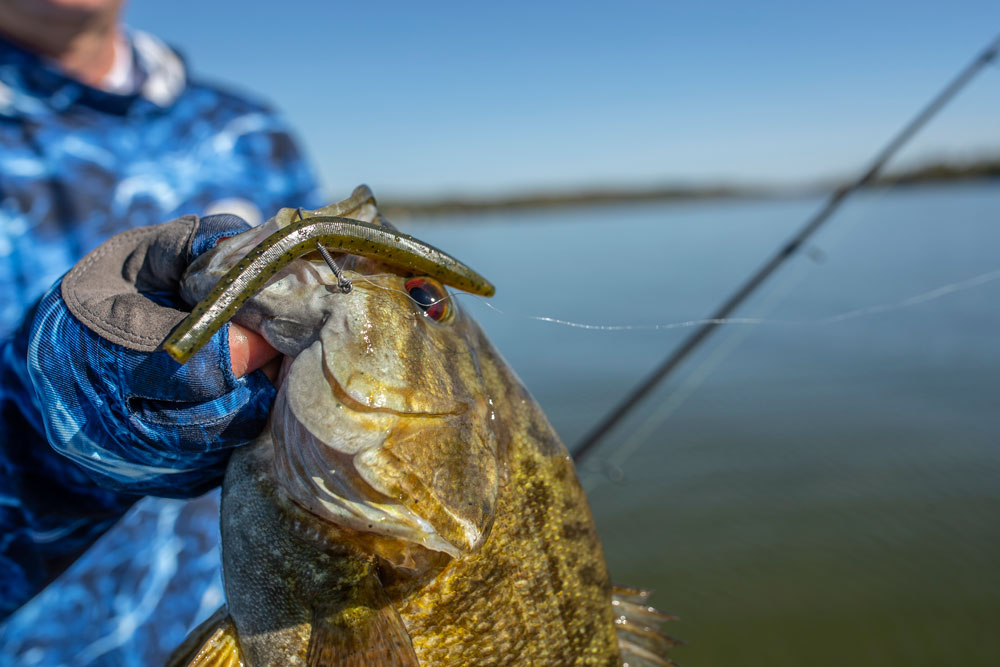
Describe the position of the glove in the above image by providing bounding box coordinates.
[26,214,278,497]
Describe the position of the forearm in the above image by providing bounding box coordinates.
[28,285,250,497]
[0,216,278,619]
[0,312,138,619]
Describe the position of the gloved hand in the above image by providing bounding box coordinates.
[26,214,280,497]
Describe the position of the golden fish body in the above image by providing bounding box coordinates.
[170,189,675,666]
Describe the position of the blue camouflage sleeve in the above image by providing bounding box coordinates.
[0,306,140,619]
[0,65,327,620]
[0,293,276,619]
[28,287,276,497]
[0,219,278,619]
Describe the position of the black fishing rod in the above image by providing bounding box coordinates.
[572,32,1000,464]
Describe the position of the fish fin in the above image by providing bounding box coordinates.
[307,603,419,667]
[612,585,682,667]
[167,605,245,667]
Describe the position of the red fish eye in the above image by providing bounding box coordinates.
[405,277,452,322]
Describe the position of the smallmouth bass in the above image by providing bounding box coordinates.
[169,186,677,666]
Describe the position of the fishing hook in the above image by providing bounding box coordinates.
[298,207,352,294]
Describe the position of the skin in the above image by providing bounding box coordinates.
[0,0,125,87]
[228,325,279,382]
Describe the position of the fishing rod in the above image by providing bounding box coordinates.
[572,32,1000,465]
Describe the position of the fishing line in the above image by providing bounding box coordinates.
[326,271,460,311]
[324,261,1000,333]
[818,267,1000,323]
[479,301,769,331]
[307,242,1000,487]
[474,266,1000,332]
[577,209,1000,487]
[581,250,817,490]
[441,183,990,485]
[569,32,1000,465]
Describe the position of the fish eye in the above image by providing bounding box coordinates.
[405,277,452,322]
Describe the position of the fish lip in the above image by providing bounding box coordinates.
[273,377,468,561]
[278,341,485,560]
[322,358,468,418]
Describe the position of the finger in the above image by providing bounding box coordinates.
[228,323,280,378]
[259,355,283,386]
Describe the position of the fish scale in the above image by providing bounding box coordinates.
[168,187,676,666]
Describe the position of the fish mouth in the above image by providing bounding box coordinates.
[322,360,466,418]
[168,190,493,365]
[273,382,468,563]
[273,342,492,565]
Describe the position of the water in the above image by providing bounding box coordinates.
[3,183,995,665]
[405,182,1000,666]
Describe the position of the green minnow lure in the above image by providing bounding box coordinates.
[164,215,495,364]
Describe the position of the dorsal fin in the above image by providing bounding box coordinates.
[167,606,244,667]
[612,585,682,667]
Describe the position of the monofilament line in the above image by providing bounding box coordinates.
[476,266,1000,332]
[571,31,1000,465]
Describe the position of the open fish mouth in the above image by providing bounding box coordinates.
[272,391,465,563]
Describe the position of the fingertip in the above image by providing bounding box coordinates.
[229,323,279,378]
[228,325,250,378]
[259,355,283,386]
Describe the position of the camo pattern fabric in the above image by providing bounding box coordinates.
[0,30,323,665]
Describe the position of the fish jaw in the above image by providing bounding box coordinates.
[351,410,499,555]
[272,347,463,562]
[182,188,502,568]
[272,315,499,568]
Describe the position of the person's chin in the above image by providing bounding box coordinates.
[4,0,124,21]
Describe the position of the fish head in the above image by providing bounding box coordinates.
[272,270,501,569]
[182,187,501,572]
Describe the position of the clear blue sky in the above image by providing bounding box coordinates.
[126,1,999,199]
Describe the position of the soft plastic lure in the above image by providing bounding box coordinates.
[165,215,495,364]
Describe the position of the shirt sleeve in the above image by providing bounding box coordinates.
[0,80,324,623]
[0,303,136,619]
[0,279,276,620]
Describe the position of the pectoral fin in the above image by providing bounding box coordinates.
[168,605,244,667]
[307,602,418,667]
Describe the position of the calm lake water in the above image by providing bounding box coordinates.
[406,182,1000,667]
[3,183,994,666]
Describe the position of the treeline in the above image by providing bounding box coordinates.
[381,185,753,218]
[380,157,1000,217]
[877,158,1000,185]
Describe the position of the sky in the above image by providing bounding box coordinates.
[126,1,1000,200]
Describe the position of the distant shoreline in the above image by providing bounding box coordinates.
[380,158,1000,218]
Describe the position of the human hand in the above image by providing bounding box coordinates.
[229,323,280,382]
[27,214,281,497]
